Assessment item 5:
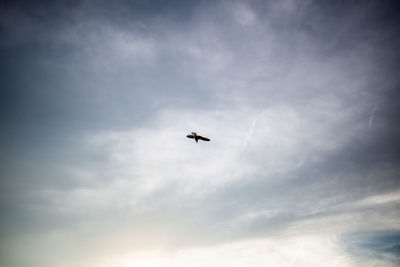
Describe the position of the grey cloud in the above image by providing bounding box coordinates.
[1,1,400,266]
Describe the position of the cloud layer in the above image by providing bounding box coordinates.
[1,0,399,266]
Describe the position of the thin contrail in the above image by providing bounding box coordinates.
[226,110,265,180]
[242,110,266,151]
[368,104,378,131]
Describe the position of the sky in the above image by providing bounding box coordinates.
[0,0,400,266]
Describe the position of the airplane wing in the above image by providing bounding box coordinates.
[197,136,210,141]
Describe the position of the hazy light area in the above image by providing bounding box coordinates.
[1,1,399,266]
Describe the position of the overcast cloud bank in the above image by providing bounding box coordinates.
[1,1,399,266]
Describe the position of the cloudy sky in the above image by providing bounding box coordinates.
[1,0,399,266]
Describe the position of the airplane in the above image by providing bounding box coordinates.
[186,132,210,143]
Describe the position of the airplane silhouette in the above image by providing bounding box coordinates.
[186,132,210,143]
